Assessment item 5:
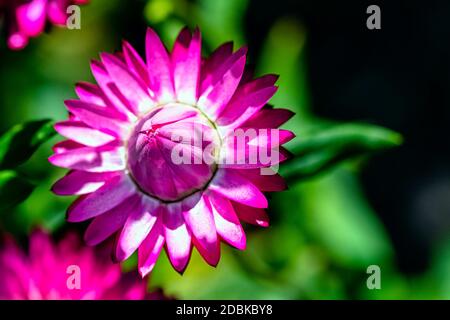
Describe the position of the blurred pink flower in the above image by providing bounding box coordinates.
[0,0,89,50]
[49,27,295,276]
[0,230,163,300]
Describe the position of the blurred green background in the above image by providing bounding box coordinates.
[1,0,449,299]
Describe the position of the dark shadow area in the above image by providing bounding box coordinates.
[245,0,450,274]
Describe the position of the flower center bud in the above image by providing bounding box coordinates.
[127,103,221,202]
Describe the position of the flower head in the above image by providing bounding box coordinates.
[49,27,295,275]
[0,0,89,50]
[0,230,162,299]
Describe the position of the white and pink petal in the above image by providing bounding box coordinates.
[209,169,268,208]
[67,174,136,222]
[52,171,119,196]
[183,196,220,266]
[209,192,246,250]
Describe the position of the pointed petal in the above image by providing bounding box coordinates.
[219,86,278,130]
[84,195,141,246]
[236,169,287,192]
[52,140,84,154]
[67,174,136,222]
[90,60,137,120]
[200,42,234,93]
[150,104,197,126]
[138,218,165,277]
[183,196,220,266]
[233,202,269,227]
[198,49,246,118]
[54,121,116,147]
[245,129,295,148]
[123,40,150,85]
[49,145,126,173]
[241,108,295,129]
[172,27,201,105]
[75,82,106,107]
[64,100,130,138]
[146,28,175,103]
[101,53,154,115]
[115,197,160,261]
[217,75,279,128]
[75,82,107,106]
[209,192,246,250]
[209,169,268,208]
[52,171,119,196]
[219,128,294,169]
[163,206,191,273]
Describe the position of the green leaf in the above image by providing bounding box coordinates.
[144,0,175,24]
[281,122,403,181]
[0,170,35,211]
[298,169,395,268]
[197,0,248,48]
[0,119,55,170]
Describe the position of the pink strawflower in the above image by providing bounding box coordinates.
[0,0,89,50]
[49,27,295,276]
[0,230,166,300]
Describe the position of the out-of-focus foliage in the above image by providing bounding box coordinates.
[0,171,35,211]
[0,0,447,300]
[0,119,55,169]
[0,120,55,212]
[282,122,403,181]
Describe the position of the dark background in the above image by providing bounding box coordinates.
[245,0,450,274]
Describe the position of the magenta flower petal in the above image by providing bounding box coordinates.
[16,0,47,37]
[216,77,279,128]
[90,60,138,120]
[47,0,68,25]
[115,198,159,261]
[146,28,175,103]
[149,104,197,125]
[184,196,220,266]
[198,48,247,119]
[75,82,108,106]
[84,196,140,246]
[236,169,287,192]
[123,40,150,86]
[67,174,136,222]
[64,100,130,138]
[242,107,295,129]
[52,139,84,154]
[163,206,192,273]
[52,171,118,196]
[209,192,246,250]
[209,169,268,208]
[100,53,154,115]
[249,129,295,147]
[49,144,126,172]
[200,42,235,94]
[172,27,201,105]
[55,121,116,147]
[233,202,270,227]
[138,219,165,277]
[220,128,295,169]
[0,230,165,300]
[50,27,295,274]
